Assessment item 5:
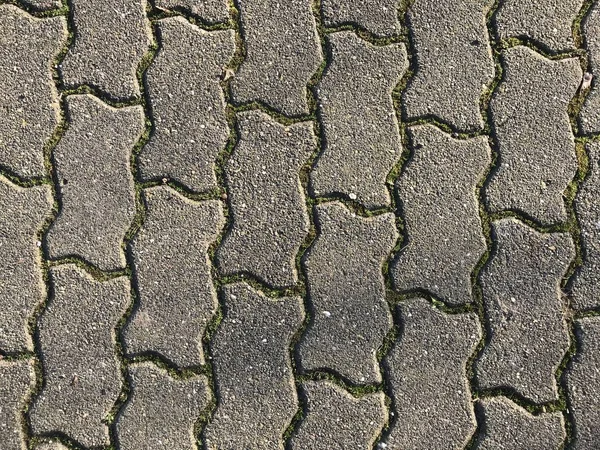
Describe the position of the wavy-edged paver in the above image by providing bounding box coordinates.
[495,0,583,51]
[35,443,69,450]
[477,397,565,449]
[311,32,407,208]
[299,202,397,384]
[571,142,600,310]
[204,283,303,449]
[117,363,211,450]
[125,186,224,367]
[155,0,229,23]
[581,5,600,133]
[216,111,314,289]
[140,18,234,193]
[21,0,62,10]
[404,0,494,131]
[289,381,386,450]
[566,317,600,449]
[231,0,323,116]
[384,298,480,450]
[392,125,490,305]
[486,46,581,225]
[46,95,144,271]
[30,265,129,448]
[321,0,400,36]
[0,6,66,178]
[60,0,151,98]
[0,360,33,450]
[0,178,52,353]
[476,219,574,403]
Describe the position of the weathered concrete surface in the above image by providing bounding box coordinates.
[321,0,401,36]
[0,360,34,450]
[581,4,600,133]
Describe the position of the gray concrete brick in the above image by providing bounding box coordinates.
[392,125,490,305]
[299,202,397,384]
[566,317,600,449]
[46,95,144,271]
[156,0,229,23]
[34,443,69,450]
[289,381,386,450]
[384,298,480,450]
[30,265,129,448]
[486,46,581,224]
[60,0,151,98]
[0,6,66,178]
[125,186,224,367]
[0,360,33,450]
[204,283,303,450]
[581,4,600,133]
[216,110,314,289]
[404,0,495,131]
[21,0,62,9]
[496,0,583,51]
[117,363,211,450]
[0,178,53,353]
[231,0,323,116]
[476,219,574,403]
[140,18,234,193]
[477,397,565,449]
[321,0,401,36]
[311,32,407,208]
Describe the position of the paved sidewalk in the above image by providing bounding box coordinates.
[0,0,599,449]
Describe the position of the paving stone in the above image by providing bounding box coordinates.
[59,0,151,98]
[383,298,480,450]
[30,265,129,448]
[46,95,144,271]
[21,0,62,9]
[299,202,397,384]
[566,317,600,449]
[581,4,600,133]
[321,0,401,36]
[392,125,490,305]
[403,0,495,131]
[476,219,574,403]
[0,6,66,178]
[477,397,565,449]
[486,46,581,225]
[216,110,314,289]
[117,363,211,450]
[495,0,583,51]
[289,381,386,450]
[34,443,70,450]
[140,18,234,193]
[125,186,224,367]
[0,178,53,353]
[204,283,303,450]
[231,0,323,116]
[311,32,407,208]
[155,0,229,22]
[0,360,34,450]
[571,142,600,310]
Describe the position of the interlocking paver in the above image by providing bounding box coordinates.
[30,265,129,447]
[404,0,494,131]
[35,443,69,450]
[392,125,490,305]
[486,46,581,224]
[0,360,33,450]
[289,381,386,450]
[495,0,583,51]
[311,32,407,208]
[46,95,144,271]
[0,6,66,178]
[384,298,480,450]
[476,219,574,403]
[0,178,52,353]
[21,0,62,10]
[204,283,303,450]
[566,317,600,449]
[216,110,314,289]
[117,363,211,450]
[155,0,229,23]
[478,397,565,449]
[581,4,600,133]
[231,0,323,116]
[320,0,401,36]
[125,186,224,367]
[139,18,234,192]
[60,0,151,98]
[299,202,396,384]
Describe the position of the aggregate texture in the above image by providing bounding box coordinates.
[155,0,229,23]
[581,3,600,133]
[320,0,401,36]
[0,360,33,450]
